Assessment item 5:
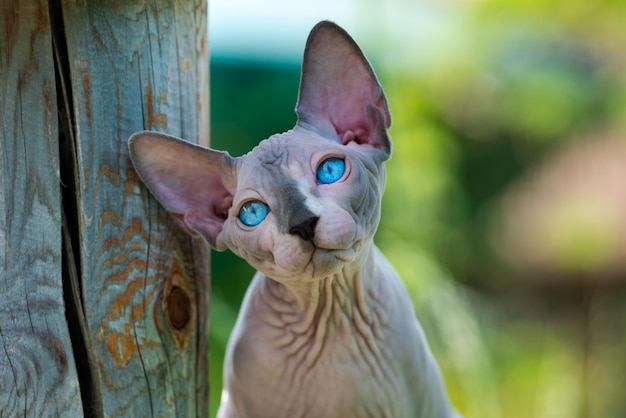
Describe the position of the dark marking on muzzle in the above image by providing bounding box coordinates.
[277,180,318,241]
[289,213,319,242]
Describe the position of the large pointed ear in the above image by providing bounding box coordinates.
[296,21,391,158]
[128,131,237,250]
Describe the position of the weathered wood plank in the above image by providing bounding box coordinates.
[61,0,210,415]
[0,1,83,415]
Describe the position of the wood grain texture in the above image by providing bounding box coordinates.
[0,1,83,415]
[61,0,210,416]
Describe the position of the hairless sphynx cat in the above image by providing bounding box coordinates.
[129,20,459,418]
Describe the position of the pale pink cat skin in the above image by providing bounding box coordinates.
[129,21,457,418]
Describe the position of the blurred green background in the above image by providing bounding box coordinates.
[209,1,626,417]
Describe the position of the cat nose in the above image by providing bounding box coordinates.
[289,215,319,242]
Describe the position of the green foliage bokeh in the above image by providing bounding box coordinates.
[209,2,626,416]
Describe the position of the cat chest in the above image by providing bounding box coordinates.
[228,313,417,417]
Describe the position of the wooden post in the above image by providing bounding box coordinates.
[0,1,82,415]
[0,0,210,415]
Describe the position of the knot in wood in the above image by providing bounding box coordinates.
[167,286,190,330]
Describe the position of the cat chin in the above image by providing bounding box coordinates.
[261,242,361,282]
[298,241,362,281]
[310,248,356,277]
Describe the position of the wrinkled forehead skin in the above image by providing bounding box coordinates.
[234,127,388,232]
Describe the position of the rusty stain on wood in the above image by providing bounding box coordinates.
[81,71,92,115]
[96,163,122,186]
[45,335,69,372]
[105,330,138,367]
[144,79,169,130]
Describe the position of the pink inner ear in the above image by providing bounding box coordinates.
[213,191,233,220]
[296,22,391,153]
[129,132,237,248]
[159,177,230,215]
[340,129,366,145]
[149,163,235,247]
[167,184,233,249]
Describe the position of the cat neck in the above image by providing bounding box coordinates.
[259,242,384,331]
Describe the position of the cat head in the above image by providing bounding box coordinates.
[129,21,391,281]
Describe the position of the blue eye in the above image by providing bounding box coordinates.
[239,201,269,227]
[316,158,345,184]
